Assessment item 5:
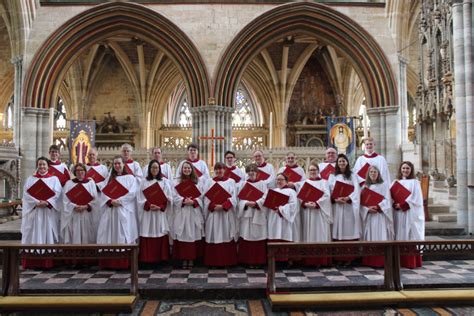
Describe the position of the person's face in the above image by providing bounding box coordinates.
[368,168,379,182]
[286,154,296,166]
[49,150,59,161]
[122,148,131,160]
[337,157,348,171]
[75,166,86,181]
[113,159,124,173]
[247,169,257,180]
[365,140,375,153]
[182,163,192,176]
[276,175,288,189]
[215,167,225,177]
[253,152,264,165]
[88,150,97,163]
[326,149,337,163]
[225,154,235,166]
[37,160,49,174]
[401,164,412,178]
[188,148,198,160]
[153,149,162,161]
[308,165,319,178]
[150,162,161,177]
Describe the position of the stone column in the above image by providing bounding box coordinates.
[398,54,409,144]
[367,106,401,178]
[20,108,51,184]
[11,55,23,146]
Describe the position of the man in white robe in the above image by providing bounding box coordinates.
[318,147,337,180]
[176,143,210,179]
[85,147,109,190]
[48,144,71,187]
[277,152,305,189]
[252,150,276,189]
[142,147,173,180]
[224,150,245,184]
[353,137,391,186]
[121,143,143,178]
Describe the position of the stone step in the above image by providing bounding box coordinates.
[425,221,466,236]
[432,214,457,222]
[428,204,450,214]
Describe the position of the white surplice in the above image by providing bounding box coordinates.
[251,162,276,189]
[97,174,138,244]
[328,173,361,240]
[125,160,144,178]
[277,165,306,186]
[203,178,238,243]
[21,175,62,245]
[85,163,109,190]
[236,180,268,241]
[225,166,246,184]
[142,162,173,181]
[392,179,425,241]
[61,179,100,244]
[360,182,394,242]
[353,153,391,185]
[176,159,210,179]
[266,187,300,242]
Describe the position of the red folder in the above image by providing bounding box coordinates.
[238,182,264,202]
[224,168,241,183]
[143,182,168,206]
[263,189,289,209]
[256,169,270,181]
[331,181,354,199]
[102,178,129,199]
[49,166,69,186]
[124,163,134,176]
[357,163,371,180]
[283,166,302,183]
[297,182,324,203]
[27,179,55,201]
[66,183,94,205]
[390,181,411,205]
[360,187,385,208]
[175,180,201,199]
[320,164,336,180]
[86,167,105,183]
[205,182,231,205]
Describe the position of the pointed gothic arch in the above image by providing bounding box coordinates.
[213,2,397,110]
[22,2,209,110]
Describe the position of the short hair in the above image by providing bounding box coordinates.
[88,147,98,154]
[187,143,198,151]
[326,147,337,153]
[363,137,375,144]
[225,150,236,158]
[49,144,60,152]
[276,172,288,182]
[214,162,226,170]
[36,156,50,166]
[308,161,319,171]
[151,147,162,154]
[245,163,259,173]
[72,163,87,177]
[365,165,383,185]
[396,161,416,180]
[253,149,264,156]
[121,143,133,152]
[287,152,296,157]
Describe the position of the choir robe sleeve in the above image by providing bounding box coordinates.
[316,180,333,225]
[348,173,361,210]
[405,179,425,240]
[100,175,137,208]
[360,182,393,236]
[277,189,299,223]
[22,176,62,217]
[237,181,267,226]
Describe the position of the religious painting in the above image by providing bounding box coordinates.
[327,117,355,159]
[70,121,96,165]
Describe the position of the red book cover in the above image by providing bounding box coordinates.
[283,166,302,183]
[175,180,201,199]
[143,182,168,206]
[205,182,231,205]
[357,163,371,180]
[49,166,69,186]
[390,181,411,205]
[297,182,324,203]
[124,163,134,175]
[320,164,336,180]
[27,179,55,201]
[86,168,105,183]
[102,178,129,200]
[360,187,385,208]
[66,183,94,205]
[256,169,270,181]
[224,168,241,183]
[237,182,264,202]
[331,181,355,199]
[263,189,289,209]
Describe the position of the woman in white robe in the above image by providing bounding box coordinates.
[392,161,424,268]
[360,166,394,267]
[297,162,332,266]
[172,161,205,268]
[137,159,173,264]
[21,157,62,269]
[328,154,360,265]
[97,155,138,269]
[236,163,268,266]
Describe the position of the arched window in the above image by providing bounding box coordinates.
[232,89,254,126]
[55,98,67,130]
[178,99,192,127]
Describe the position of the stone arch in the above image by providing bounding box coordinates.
[213,2,397,110]
[22,2,210,110]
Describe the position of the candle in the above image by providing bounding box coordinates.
[146,111,151,149]
[269,112,273,149]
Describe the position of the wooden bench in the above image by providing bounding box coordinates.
[0,200,21,216]
[0,243,139,313]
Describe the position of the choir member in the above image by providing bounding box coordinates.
[61,163,100,245]
[85,147,108,190]
[277,152,305,189]
[224,150,245,183]
[48,144,71,187]
[318,147,337,180]
[137,160,173,265]
[360,165,394,267]
[328,154,360,265]
[121,143,143,178]
[236,163,268,267]
[392,161,424,268]
[172,161,205,269]
[21,157,62,269]
[143,147,173,180]
[97,155,138,269]
[203,162,238,267]
[176,143,210,179]
[252,149,276,189]
[353,137,391,186]
[298,162,332,267]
